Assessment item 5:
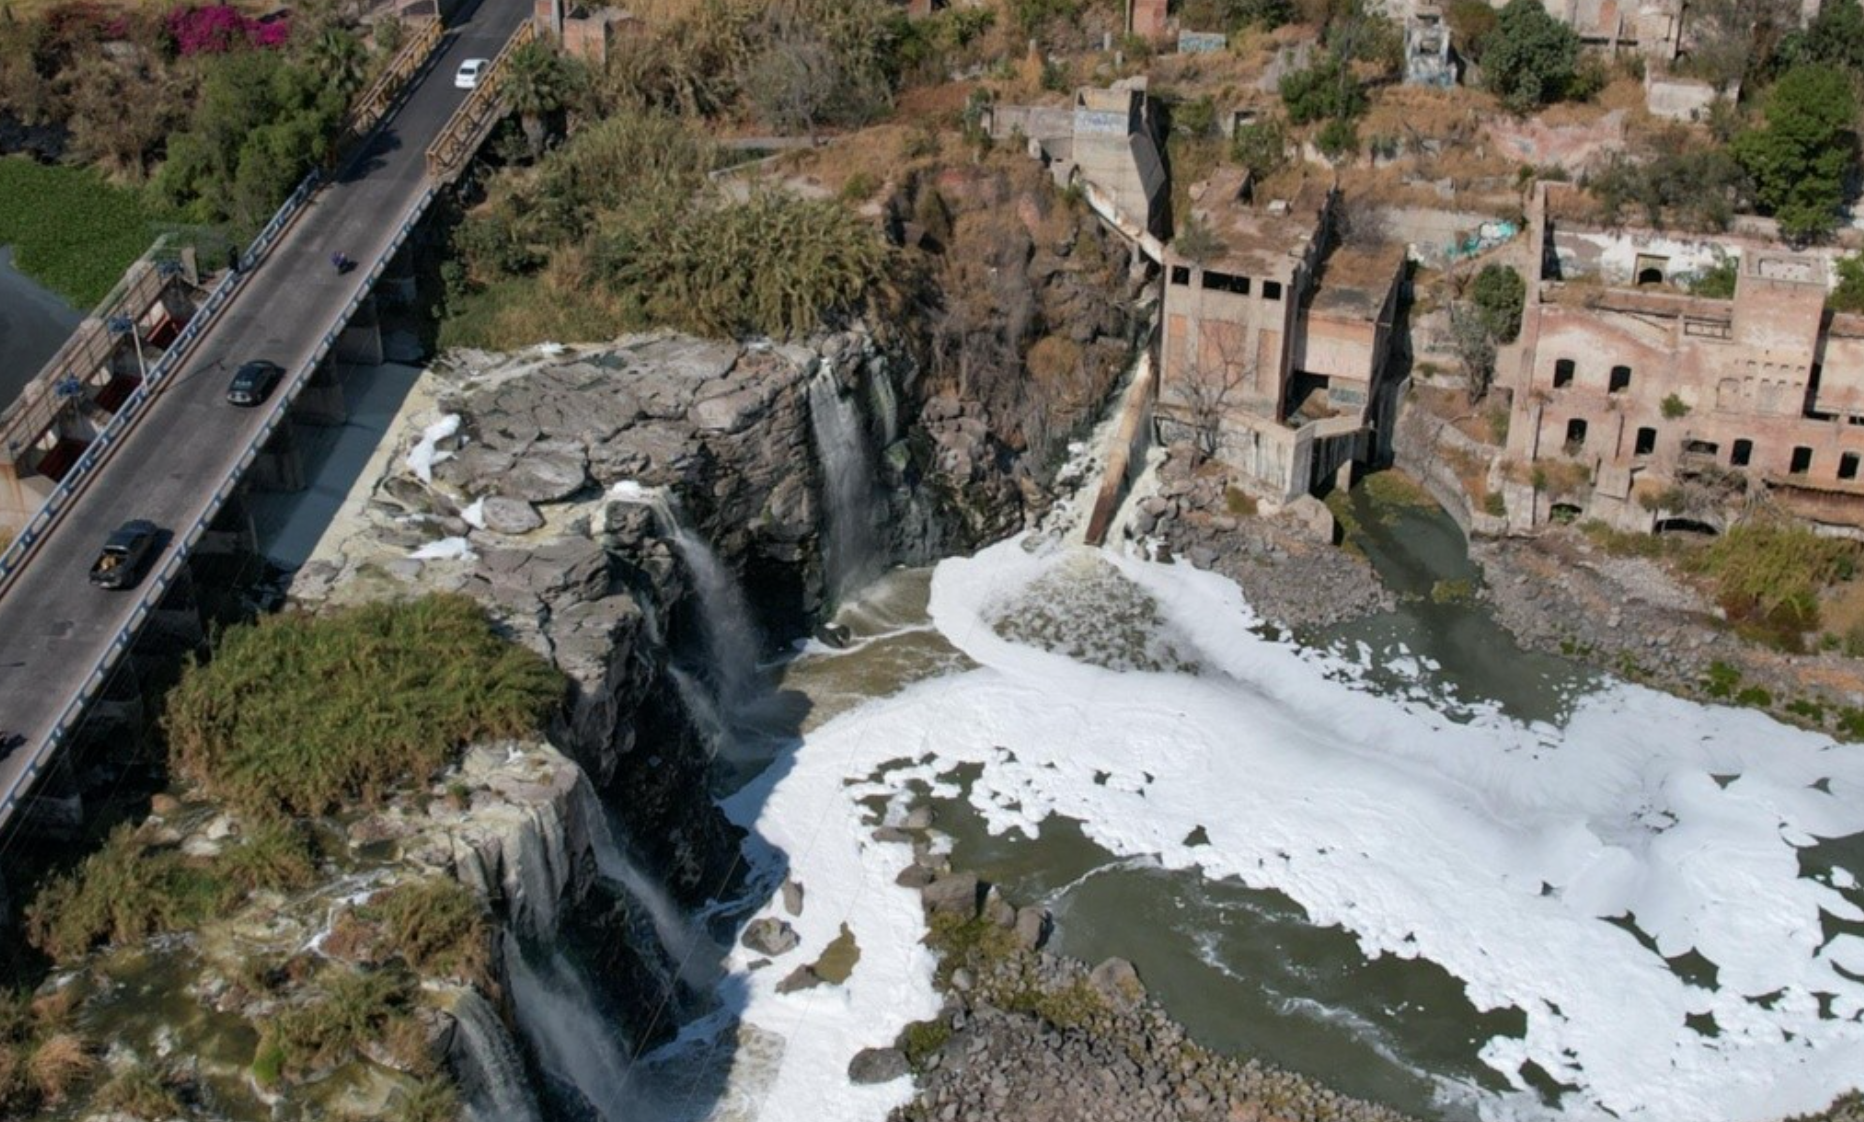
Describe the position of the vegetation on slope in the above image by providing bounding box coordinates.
[164,594,564,819]
[0,158,159,308]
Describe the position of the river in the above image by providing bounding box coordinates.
[715,480,1864,1122]
[0,245,81,411]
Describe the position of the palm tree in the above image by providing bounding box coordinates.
[304,26,368,98]
[502,40,573,159]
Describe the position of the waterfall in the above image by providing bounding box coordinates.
[450,988,545,1122]
[670,665,729,755]
[507,944,637,1122]
[807,366,883,601]
[607,482,763,711]
[574,781,724,989]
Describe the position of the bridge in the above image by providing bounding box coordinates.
[0,0,540,833]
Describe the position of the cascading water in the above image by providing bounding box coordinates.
[506,943,638,1122]
[450,988,545,1122]
[807,366,883,601]
[607,482,763,715]
[575,781,725,989]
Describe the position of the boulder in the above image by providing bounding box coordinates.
[740,917,801,957]
[505,441,589,502]
[482,496,544,535]
[1089,957,1146,1006]
[920,872,981,919]
[781,878,805,917]
[847,1047,910,1085]
[1014,905,1050,950]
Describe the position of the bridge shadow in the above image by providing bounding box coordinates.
[335,128,405,186]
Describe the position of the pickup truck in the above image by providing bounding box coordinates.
[90,520,161,590]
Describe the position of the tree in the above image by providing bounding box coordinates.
[502,40,575,158]
[1315,117,1359,162]
[1730,64,1858,240]
[1469,263,1525,342]
[1279,54,1364,124]
[299,26,368,99]
[1231,116,1289,179]
[1173,326,1254,459]
[1480,0,1580,112]
[1777,0,1864,77]
[743,29,841,141]
[1449,303,1499,401]
[1833,253,1864,314]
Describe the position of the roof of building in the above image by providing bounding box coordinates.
[1306,243,1405,321]
[1179,167,1332,277]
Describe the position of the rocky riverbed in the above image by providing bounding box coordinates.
[851,811,1418,1122]
[1473,529,1864,725]
[1123,445,1393,630]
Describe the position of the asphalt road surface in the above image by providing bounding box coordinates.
[0,0,531,824]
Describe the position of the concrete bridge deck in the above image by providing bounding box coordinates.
[0,0,531,829]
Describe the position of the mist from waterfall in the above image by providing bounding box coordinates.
[507,944,638,1122]
[807,367,883,602]
[578,781,726,990]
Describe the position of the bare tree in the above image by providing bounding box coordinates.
[743,28,841,143]
[1171,324,1255,459]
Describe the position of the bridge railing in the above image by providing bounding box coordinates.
[341,14,444,148]
[424,19,534,181]
[0,168,323,594]
[0,185,440,830]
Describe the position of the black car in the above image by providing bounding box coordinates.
[89,519,162,590]
[226,360,284,407]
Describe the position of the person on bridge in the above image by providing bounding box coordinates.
[331,252,353,275]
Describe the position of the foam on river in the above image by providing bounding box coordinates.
[718,536,1864,1122]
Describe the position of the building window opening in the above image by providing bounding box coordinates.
[1204,271,1251,295]
[1170,266,1191,286]
[1843,453,1861,481]
[1683,439,1719,457]
[1553,359,1575,388]
[1635,427,1656,456]
[1731,439,1753,466]
[1635,254,1668,286]
[1564,418,1588,452]
[1791,446,1813,475]
[1609,365,1632,393]
[1261,280,1283,300]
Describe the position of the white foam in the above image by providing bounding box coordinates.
[727,536,1864,1122]
[406,412,460,483]
[408,536,474,561]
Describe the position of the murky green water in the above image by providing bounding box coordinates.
[777,478,1599,1121]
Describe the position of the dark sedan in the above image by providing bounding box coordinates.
[226,360,285,407]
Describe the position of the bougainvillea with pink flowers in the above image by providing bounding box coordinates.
[166,5,291,56]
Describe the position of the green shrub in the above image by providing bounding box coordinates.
[1691,524,1857,643]
[1660,393,1690,419]
[1469,264,1525,343]
[1702,660,1742,699]
[1480,0,1581,112]
[164,595,564,820]
[1483,491,1508,517]
[1735,685,1774,708]
[1231,117,1289,179]
[359,880,491,986]
[400,1076,462,1122]
[1833,253,1864,314]
[897,1018,950,1069]
[266,966,416,1079]
[1280,55,1365,125]
[26,825,226,961]
[92,1066,180,1119]
[1689,257,1738,298]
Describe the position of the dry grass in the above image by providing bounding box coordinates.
[26,1034,96,1105]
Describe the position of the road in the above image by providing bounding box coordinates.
[0,0,531,821]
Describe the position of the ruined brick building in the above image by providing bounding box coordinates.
[1154,169,1407,502]
[1505,185,1864,532]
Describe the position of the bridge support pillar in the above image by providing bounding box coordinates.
[296,359,350,426]
[147,561,208,652]
[250,422,307,493]
[337,295,385,367]
[196,490,257,559]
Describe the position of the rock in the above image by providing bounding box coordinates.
[848,1046,911,1084]
[481,496,545,535]
[775,965,825,994]
[896,864,936,889]
[1089,957,1146,1006]
[504,441,589,502]
[781,878,805,917]
[740,917,801,957]
[149,793,183,816]
[920,872,981,919]
[982,886,1017,928]
[1014,906,1050,950]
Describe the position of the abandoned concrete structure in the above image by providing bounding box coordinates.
[1505,185,1864,532]
[1404,6,1456,88]
[1154,168,1407,502]
[982,81,1170,246]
